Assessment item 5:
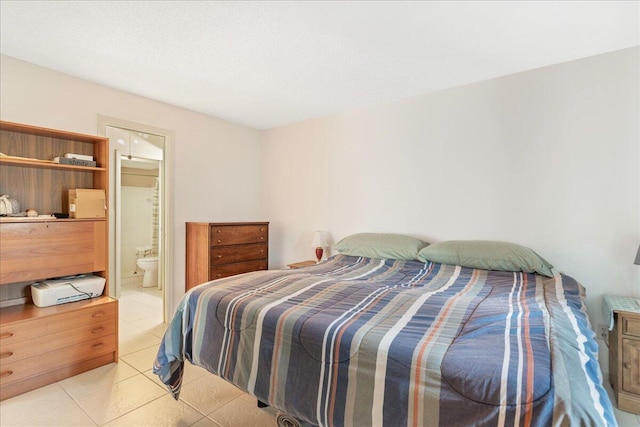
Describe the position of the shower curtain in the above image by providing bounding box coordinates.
[151,177,160,257]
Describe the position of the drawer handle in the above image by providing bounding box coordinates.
[260,249,264,253]
[260,237,264,240]
[260,228,265,231]
[0,370,13,378]
[0,332,14,339]
[91,343,104,350]
[0,351,13,359]
[91,327,105,334]
[217,239,222,243]
[91,311,105,318]
[216,255,223,258]
[216,230,221,233]
[216,274,222,278]
[624,362,632,369]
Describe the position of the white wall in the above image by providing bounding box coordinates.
[0,54,264,313]
[262,47,640,368]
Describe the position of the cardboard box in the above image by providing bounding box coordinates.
[69,189,106,218]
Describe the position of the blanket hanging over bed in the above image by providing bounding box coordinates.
[154,254,617,427]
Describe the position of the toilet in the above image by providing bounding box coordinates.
[136,256,158,288]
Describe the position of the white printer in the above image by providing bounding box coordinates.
[31,274,106,307]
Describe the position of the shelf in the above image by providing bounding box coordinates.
[0,121,106,144]
[0,157,106,172]
[0,296,116,324]
[0,217,106,223]
[0,120,109,221]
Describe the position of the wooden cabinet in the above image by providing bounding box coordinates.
[609,309,640,413]
[0,121,117,401]
[0,298,117,400]
[0,221,107,284]
[186,222,269,291]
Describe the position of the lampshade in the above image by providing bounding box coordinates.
[311,230,328,248]
[635,245,640,265]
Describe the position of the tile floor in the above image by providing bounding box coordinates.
[1,277,639,426]
[0,277,277,427]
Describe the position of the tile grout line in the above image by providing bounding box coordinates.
[59,359,144,427]
[58,380,101,427]
[92,287,165,425]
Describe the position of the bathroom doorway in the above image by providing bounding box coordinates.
[99,116,173,324]
[119,155,161,287]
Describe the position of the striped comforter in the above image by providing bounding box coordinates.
[153,255,617,427]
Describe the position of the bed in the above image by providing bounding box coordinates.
[153,235,617,427]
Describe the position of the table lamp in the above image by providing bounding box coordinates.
[311,231,328,263]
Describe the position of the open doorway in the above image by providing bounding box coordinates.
[119,155,161,287]
[98,116,173,324]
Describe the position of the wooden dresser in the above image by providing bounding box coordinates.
[0,298,117,400]
[609,306,640,413]
[0,121,117,401]
[185,222,269,291]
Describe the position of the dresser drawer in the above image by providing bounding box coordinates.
[0,318,116,364]
[0,299,117,346]
[623,315,640,338]
[210,224,268,246]
[210,259,268,280]
[0,334,116,386]
[210,243,267,266]
[186,222,269,291]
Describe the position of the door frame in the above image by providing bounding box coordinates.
[98,115,174,322]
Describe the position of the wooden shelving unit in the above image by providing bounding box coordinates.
[0,120,118,401]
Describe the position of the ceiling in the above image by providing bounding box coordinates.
[0,1,638,130]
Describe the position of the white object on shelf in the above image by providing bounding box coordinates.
[31,274,106,307]
[64,152,94,161]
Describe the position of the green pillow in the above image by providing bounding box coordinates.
[417,240,554,277]
[333,233,428,261]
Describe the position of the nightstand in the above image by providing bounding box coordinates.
[603,295,640,413]
[287,260,317,269]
